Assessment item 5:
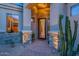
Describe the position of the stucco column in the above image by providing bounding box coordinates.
[49,3,59,49]
[49,4,67,49]
[22,3,32,44]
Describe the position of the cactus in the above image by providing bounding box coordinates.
[59,15,78,56]
[58,15,66,55]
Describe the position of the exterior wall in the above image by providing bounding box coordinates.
[23,3,31,31]
[49,3,67,49]
[0,3,23,44]
[59,4,67,32]
[50,3,59,32]
[50,3,67,32]
[67,3,79,50]
[49,3,79,50]
[22,3,32,44]
[0,3,34,44]
[49,3,60,49]
[0,3,23,32]
[31,17,38,40]
[0,32,22,44]
[50,3,79,49]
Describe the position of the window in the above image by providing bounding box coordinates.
[6,13,19,33]
[71,4,79,16]
[16,3,23,7]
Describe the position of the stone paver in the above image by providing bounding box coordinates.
[20,40,53,56]
[0,39,59,56]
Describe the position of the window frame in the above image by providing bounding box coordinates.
[6,13,19,33]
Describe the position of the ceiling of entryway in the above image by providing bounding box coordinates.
[27,3,50,18]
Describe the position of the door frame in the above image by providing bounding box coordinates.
[38,18,46,40]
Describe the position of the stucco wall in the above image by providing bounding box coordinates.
[22,3,32,44]
[50,3,59,32]
[50,3,66,32]
[0,4,23,32]
[50,3,79,50]
[57,3,79,50]
[67,3,79,50]
[23,3,31,31]
[52,3,79,50]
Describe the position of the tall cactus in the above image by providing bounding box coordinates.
[59,15,79,56]
[59,15,66,55]
[72,20,78,47]
[66,16,73,55]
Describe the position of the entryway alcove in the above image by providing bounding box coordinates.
[27,3,50,40]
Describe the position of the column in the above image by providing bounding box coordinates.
[22,3,32,44]
[49,3,59,49]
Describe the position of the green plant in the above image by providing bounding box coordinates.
[32,32,35,41]
[48,24,50,31]
[59,15,79,56]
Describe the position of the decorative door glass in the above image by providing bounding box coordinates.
[39,19,45,39]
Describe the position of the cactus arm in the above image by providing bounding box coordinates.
[66,17,73,55]
[59,15,78,56]
[72,20,78,47]
[71,20,78,55]
[64,16,69,55]
[64,16,72,55]
[77,44,79,52]
[59,15,63,54]
[59,15,64,35]
[59,15,66,55]
[67,18,72,45]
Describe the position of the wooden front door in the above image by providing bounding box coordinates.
[38,18,46,39]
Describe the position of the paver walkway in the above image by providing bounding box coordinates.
[0,39,58,56]
[20,39,53,56]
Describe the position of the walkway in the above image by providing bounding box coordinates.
[0,39,58,56]
[20,39,53,56]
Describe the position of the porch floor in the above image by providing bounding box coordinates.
[0,39,59,56]
[20,39,54,56]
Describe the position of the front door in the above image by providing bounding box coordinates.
[38,18,46,39]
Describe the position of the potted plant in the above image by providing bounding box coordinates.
[32,32,35,42]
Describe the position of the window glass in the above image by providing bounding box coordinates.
[16,3,23,7]
[6,13,19,33]
[71,4,79,16]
